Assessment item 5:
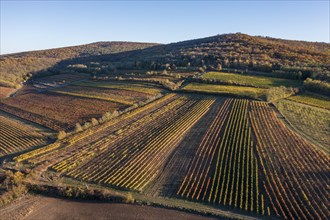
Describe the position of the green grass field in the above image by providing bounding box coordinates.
[183,82,265,99]
[202,71,302,88]
[287,92,330,110]
[275,99,330,153]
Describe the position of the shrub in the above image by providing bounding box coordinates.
[125,192,135,203]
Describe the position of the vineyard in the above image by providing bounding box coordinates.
[52,95,215,191]
[0,111,51,157]
[250,101,330,219]
[177,99,266,215]
[1,83,329,219]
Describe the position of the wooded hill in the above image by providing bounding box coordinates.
[56,33,330,81]
[1,33,329,87]
[0,42,158,87]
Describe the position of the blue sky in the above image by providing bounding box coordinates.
[1,1,329,54]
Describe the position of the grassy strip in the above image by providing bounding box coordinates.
[50,90,133,105]
[183,83,265,99]
[202,72,301,88]
[287,92,330,110]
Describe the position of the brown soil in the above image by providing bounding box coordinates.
[0,87,16,99]
[0,92,126,131]
[0,196,215,220]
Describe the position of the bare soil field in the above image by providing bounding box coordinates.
[0,196,216,220]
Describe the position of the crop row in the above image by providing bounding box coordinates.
[64,97,215,191]
[15,94,177,163]
[52,96,187,173]
[250,101,330,219]
[177,99,266,214]
[0,115,48,157]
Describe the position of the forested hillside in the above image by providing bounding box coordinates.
[0,42,158,87]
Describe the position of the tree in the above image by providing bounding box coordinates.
[57,131,67,140]
[75,123,83,133]
[91,118,99,126]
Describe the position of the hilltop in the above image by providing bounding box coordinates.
[1,33,329,88]
[55,33,330,81]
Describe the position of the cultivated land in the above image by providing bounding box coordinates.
[201,71,302,88]
[0,33,329,219]
[183,83,265,99]
[275,99,330,153]
[0,92,126,131]
[287,91,330,109]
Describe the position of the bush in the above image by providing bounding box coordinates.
[125,192,135,203]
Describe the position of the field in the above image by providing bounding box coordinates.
[287,91,330,109]
[11,91,329,219]
[201,72,302,88]
[0,92,126,131]
[52,95,215,191]
[275,99,330,153]
[72,80,164,96]
[177,99,264,214]
[250,101,329,219]
[1,73,329,219]
[0,196,214,220]
[0,86,16,99]
[0,111,53,157]
[32,73,90,88]
[183,83,265,99]
[51,84,156,105]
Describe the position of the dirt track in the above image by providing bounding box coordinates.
[0,196,216,220]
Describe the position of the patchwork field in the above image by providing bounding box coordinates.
[13,93,329,219]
